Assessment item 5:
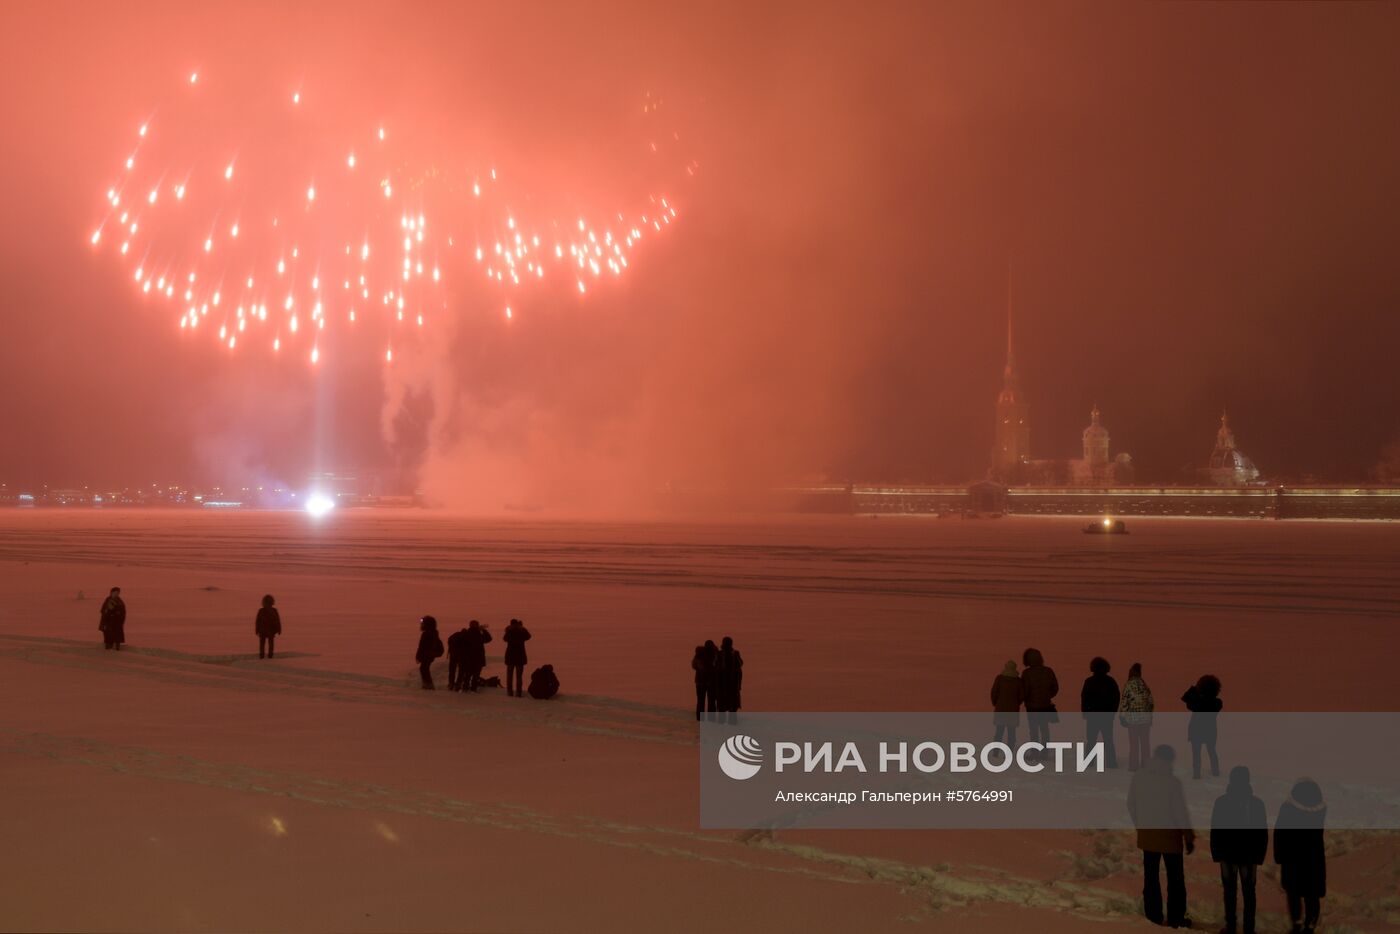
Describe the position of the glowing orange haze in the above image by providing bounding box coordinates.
[1,1,1399,507]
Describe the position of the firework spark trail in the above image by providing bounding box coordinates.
[89,74,695,367]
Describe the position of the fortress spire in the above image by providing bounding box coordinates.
[992,269,1030,474]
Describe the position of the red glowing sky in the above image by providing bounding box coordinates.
[2,1,1399,500]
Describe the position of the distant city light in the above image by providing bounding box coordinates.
[305,493,336,517]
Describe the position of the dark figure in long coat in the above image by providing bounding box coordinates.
[714,636,743,724]
[693,645,715,721]
[415,616,444,690]
[446,626,470,691]
[701,640,719,716]
[502,618,531,697]
[255,594,282,659]
[99,587,126,650]
[1020,647,1059,748]
[1210,765,1268,934]
[1275,779,1327,932]
[1080,656,1121,768]
[460,620,492,692]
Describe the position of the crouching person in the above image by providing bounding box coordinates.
[528,664,559,699]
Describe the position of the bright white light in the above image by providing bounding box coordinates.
[305,494,335,518]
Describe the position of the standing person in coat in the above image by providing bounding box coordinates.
[1020,647,1059,751]
[255,594,282,659]
[1119,662,1155,771]
[446,625,471,691]
[1183,674,1224,779]
[415,616,444,690]
[99,587,126,651]
[1080,656,1121,769]
[1210,765,1269,934]
[702,640,720,719]
[1275,778,1327,933]
[714,636,743,724]
[693,645,714,721]
[461,619,492,692]
[502,618,531,697]
[990,660,1023,746]
[1127,745,1196,929]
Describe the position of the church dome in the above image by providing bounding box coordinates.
[1082,404,1110,465]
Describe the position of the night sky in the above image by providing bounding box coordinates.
[2,1,1398,504]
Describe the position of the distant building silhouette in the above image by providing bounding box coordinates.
[993,311,1031,474]
[989,301,1133,485]
[1204,410,1261,485]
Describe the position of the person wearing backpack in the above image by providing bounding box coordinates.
[415,616,444,690]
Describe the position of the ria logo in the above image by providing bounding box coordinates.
[718,734,764,780]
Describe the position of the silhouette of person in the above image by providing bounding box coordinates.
[1020,647,1059,750]
[1210,765,1268,934]
[1182,674,1223,779]
[502,618,531,697]
[1127,745,1195,928]
[255,594,282,659]
[1118,662,1155,771]
[990,660,1023,746]
[1275,778,1327,933]
[446,625,470,691]
[714,636,743,724]
[99,587,126,651]
[702,639,720,719]
[1080,656,1121,768]
[415,616,444,690]
[461,619,492,692]
[528,663,559,699]
[693,644,714,722]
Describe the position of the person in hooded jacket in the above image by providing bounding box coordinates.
[1275,778,1327,933]
[446,625,471,691]
[1183,674,1224,779]
[1118,662,1155,771]
[1080,656,1121,768]
[990,660,1023,746]
[1127,745,1196,929]
[1210,765,1269,934]
[714,636,743,724]
[528,664,559,699]
[461,619,492,692]
[502,618,531,697]
[415,616,444,690]
[1020,647,1059,749]
[99,586,126,650]
[255,594,282,659]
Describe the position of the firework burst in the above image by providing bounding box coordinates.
[90,73,694,366]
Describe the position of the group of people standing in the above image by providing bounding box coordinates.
[991,649,1224,777]
[990,648,1322,933]
[96,588,559,701]
[691,637,743,722]
[1129,747,1328,934]
[416,616,557,699]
